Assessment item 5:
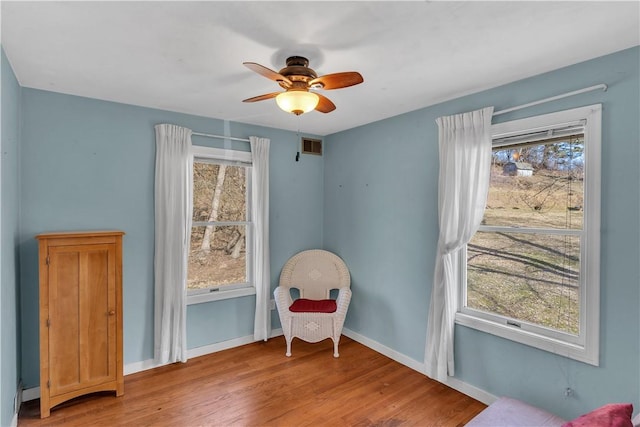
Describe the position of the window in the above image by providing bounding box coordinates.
[456,104,602,365]
[187,146,254,304]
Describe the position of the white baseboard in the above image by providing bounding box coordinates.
[22,387,40,402]
[22,328,285,401]
[187,335,257,359]
[123,358,161,376]
[125,328,284,375]
[11,380,23,426]
[444,376,497,406]
[21,327,495,408]
[188,329,282,359]
[16,382,23,412]
[342,327,497,406]
[21,386,39,403]
[342,328,425,373]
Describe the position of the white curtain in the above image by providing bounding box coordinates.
[425,107,494,382]
[250,136,271,341]
[154,124,193,364]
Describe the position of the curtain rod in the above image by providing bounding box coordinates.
[192,131,250,143]
[493,83,607,117]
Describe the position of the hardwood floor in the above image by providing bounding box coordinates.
[19,336,486,426]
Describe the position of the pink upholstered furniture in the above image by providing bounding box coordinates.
[467,397,639,427]
[466,397,566,426]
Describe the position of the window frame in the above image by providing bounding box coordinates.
[455,104,602,366]
[187,145,255,305]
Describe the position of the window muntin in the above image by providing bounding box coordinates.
[457,104,601,365]
[187,147,253,301]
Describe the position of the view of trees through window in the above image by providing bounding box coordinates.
[188,161,249,290]
[467,135,584,335]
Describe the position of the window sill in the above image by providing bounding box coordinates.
[187,287,256,305]
[455,311,598,366]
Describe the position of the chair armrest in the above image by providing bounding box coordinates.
[274,286,293,315]
[336,287,352,315]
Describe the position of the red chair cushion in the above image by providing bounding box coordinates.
[289,298,337,313]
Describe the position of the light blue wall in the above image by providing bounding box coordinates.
[10,41,639,421]
[324,46,640,420]
[1,47,21,426]
[323,109,435,362]
[18,89,324,388]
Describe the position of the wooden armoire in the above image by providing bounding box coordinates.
[36,230,124,418]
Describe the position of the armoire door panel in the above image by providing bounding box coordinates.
[48,248,81,395]
[80,246,115,385]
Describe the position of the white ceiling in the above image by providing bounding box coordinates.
[2,1,639,136]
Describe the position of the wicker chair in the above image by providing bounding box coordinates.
[274,250,352,357]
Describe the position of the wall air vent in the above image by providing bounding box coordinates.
[301,137,323,156]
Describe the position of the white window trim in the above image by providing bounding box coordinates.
[191,145,252,163]
[455,104,602,366]
[187,286,256,305]
[187,145,254,305]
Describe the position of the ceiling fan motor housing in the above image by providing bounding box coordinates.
[278,56,318,86]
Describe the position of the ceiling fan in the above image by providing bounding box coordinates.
[242,56,364,115]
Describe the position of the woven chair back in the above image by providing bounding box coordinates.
[279,250,350,300]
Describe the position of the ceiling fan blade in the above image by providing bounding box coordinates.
[309,72,364,90]
[242,92,281,103]
[243,62,292,86]
[315,93,336,113]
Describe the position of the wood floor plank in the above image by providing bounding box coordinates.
[19,336,486,426]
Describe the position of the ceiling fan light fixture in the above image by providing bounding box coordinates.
[276,90,319,115]
[243,56,361,114]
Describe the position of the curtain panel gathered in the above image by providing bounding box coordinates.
[250,136,271,341]
[153,123,193,364]
[425,106,494,382]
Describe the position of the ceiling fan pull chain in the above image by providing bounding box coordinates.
[295,118,301,162]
